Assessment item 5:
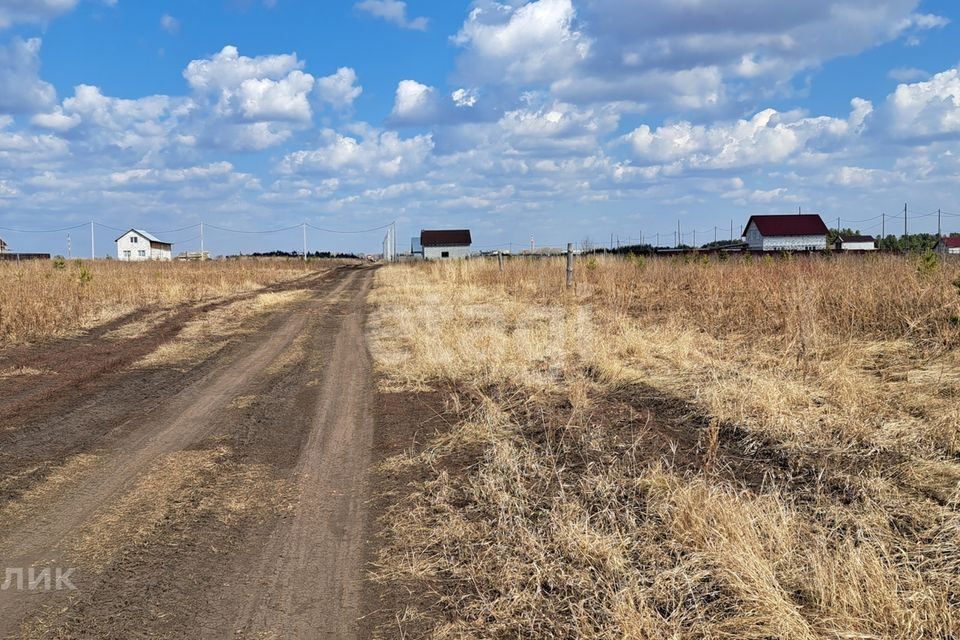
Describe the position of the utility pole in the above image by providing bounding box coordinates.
[881,212,885,239]
[677,220,681,248]
[938,208,942,238]
[302,222,307,261]
[200,221,205,260]
[714,226,717,244]
[903,202,908,252]
[67,233,71,259]
[566,243,574,289]
[730,219,734,241]
[693,228,696,247]
[90,221,95,260]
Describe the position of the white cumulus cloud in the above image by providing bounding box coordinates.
[0,38,56,114]
[315,67,363,110]
[354,0,428,30]
[453,0,590,85]
[885,66,960,139]
[280,128,434,178]
[183,46,316,149]
[0,0,77,29]
[183,45,304,93]
[452,88,478,108]
[30,108,81,132]
[625,102,868,170]
[391,79,436,120]
[451,0,948,114]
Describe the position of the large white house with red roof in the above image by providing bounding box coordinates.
[742,214,829,251]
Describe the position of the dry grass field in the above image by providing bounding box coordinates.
[367,254,960,639]
[0,258,329,346]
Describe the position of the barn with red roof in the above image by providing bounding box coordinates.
[935,236,960,255]
[742,214,829,251]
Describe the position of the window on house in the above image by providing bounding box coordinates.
[138,250,146,257]
[131,236,138,243]
[123,250,131,258]
[441,251,450,258]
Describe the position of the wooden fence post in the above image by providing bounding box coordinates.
[566,243,574,289]
[498,250,504,272]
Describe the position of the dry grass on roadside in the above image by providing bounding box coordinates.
[68,446,294,572]
[133,288,311,369]
[367,255,960,639]
[0,258,333,347]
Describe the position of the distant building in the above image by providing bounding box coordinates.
[175,250,210,261]
[835,234,877,251]
[420,229,472,259]
[0,253,50,262]
[115,229,173,261]
[742,214,829,251]
[0,237,7,253]
[410,236,423,258]
[521,247,565,256]
[935,236,960,255]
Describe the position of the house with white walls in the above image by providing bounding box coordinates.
[742,214,829,251]
[115,229,173,261]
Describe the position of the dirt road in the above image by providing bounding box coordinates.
[0,265,380,638]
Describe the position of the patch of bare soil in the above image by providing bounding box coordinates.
[358,390,451,640]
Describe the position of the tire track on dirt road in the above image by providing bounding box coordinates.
[229,268,375,639]
[0,267,369,639]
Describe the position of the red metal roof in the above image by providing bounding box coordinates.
[420,229,472,246]
[743,214,829,237]
[940,236,960,248]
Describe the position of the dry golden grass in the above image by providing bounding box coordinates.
[67,445,294,571]
[0,453,101,540]
[368,254,960,639]
[0,258,335,347]
[133,288,311,369]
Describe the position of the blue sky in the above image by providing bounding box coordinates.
[1,0,959,256]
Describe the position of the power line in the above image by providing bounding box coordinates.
[840,214,884,223]
[166,234,202,245]
[306,221,395,234]
[204,223,303,234]
[0,222,89,233]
